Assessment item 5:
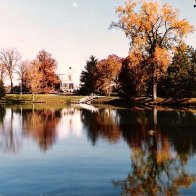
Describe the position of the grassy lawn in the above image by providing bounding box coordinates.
[1,94,84,104]
[0,94,195,107]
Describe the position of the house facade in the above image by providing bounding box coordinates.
[58,67,79,92]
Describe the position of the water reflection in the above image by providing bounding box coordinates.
[0,105,196,194]
[113,108,196,195]
[22,108,61,151]
[0,106,22,153]
[0,105,62,152]
[80,106,196,194]
[81,108,122,145]
[0,105,83,153]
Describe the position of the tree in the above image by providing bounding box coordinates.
[15,60,29,94]
[34,50,59,93]
[0,49,21,93]
[159,45,196,98]
[118,57,148,99]
[111,0,193,101]
[25,62,44,101]
[95,55,122,95]
[0,80,5,98]
[0,63,6,82]
[188,46,196,96]
[79,56,98,95]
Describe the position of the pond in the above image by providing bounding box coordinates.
[0,104,196,195]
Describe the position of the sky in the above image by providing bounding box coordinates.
[0,0,196,83]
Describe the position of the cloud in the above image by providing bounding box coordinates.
[73,2,78,8]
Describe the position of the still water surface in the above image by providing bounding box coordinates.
[0,104,196,195]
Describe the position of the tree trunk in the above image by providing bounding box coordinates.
[32,93,35,102]
[152,64,157,101]
[20,82,22,95]
[152,79,157,102]
[20,76,23,95]
[10,80,13,93]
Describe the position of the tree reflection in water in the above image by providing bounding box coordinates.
[80,108,122,145]
[0,104,195,194]
[0,105,62,152]
[22,107,62,151]
[0,106,22,153]
[113,108,196,195]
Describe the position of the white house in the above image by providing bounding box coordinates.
[58,67,79,92]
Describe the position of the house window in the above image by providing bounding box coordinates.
[63,83,68,88]
[69,83,74,89]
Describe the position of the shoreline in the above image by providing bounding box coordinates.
[0,94,196,108]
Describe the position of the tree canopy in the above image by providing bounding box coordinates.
[159,45,196,98]
[111,0,193,100]
[94,54,122,95]
[35,50,59,93]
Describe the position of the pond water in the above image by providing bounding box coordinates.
[0,104,196,195]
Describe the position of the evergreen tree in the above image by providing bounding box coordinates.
[118,57,147,99]
[118,59,137,98]
[79,56,98,95]
[188,46,196,96]
[159,46,196,98]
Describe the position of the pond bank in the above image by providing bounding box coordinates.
[92,96,196,108]
[0,94,84,105]
[1,94,196,108]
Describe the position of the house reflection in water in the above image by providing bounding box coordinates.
[57,108,82,139]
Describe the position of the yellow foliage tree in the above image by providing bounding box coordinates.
[111,0,193,100]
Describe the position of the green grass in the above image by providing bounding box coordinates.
[0,94,84,104]
[1,94,195,108]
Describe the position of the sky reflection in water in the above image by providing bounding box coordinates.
[0,104,196,195]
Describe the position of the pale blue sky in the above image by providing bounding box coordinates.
[0,0,195,77]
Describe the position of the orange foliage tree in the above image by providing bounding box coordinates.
[95,54,122,95]
[25,61,44,101]
[111,0,193,100]
[34,50,59,93]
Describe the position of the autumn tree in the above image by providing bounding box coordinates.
[95,55,122,95]
[111,0,193,101]
[79,55,98,95]
[34,50,59,93]
[25,61,43,101]
[0,49,21,93]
